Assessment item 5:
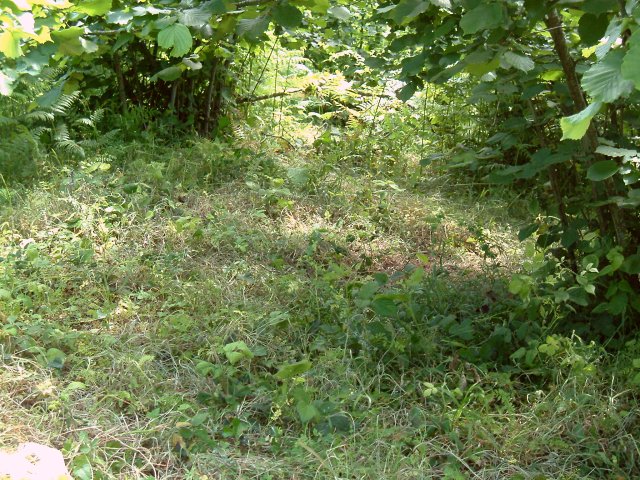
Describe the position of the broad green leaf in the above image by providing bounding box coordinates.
[599,248,624,275]
[0,31,22,59]
[75,0,111,16]
[621,167,640,185]
[560,101,602,140]
[152,65,183,81]
[466,58,499,76]
[306,0,329,14]
[448,318,474,340]
[582,50,634,102]
[36,83,63,107]
[0,69,16,96]
[371,295,398,317]
[463,49,500,77]
[464,49,493,64]
[237,16,270,42]
[607,292,628,315]
[396,81,418,101]
[51,27,84,56]
[357,281,380,301]
[524,0,545,21]
[65,381,86,392]
[195,360,217,376]
[583,0,616,14]
[208,0,231,14]
[390,0,429,25]
[72,454,93,480]
[182,57,202,70]
[516,148,572,179]
[79,37,98,53]
[378,3,397,12]
[365,56,386,68]
[621,253,640,274]
[106,10,134,25]
[595,19,621,59]
[460,3,504,35]
[179,7,212,28]
[567,286,590,306]
[133,5,171,16]
[621,30,640,90]
[287,167,310,186]
[578,13,609,45]
[190,411,209,426]
[273,4,303,28]
[328,5,351,20]
[509,275,530,295]
[275,359,312,380]
[541,69,563,81]
[595,145,638,157]
[19,43,56,75]
[586,160,619,181]
[518,223,539,241]
[431,0,451,8]
[223,341,254,365]
[46,347,66,369]
[296,401,319,423]
[326,413,351,432]
[401,51,427,76]
[157,23,193,57]
[502,51,534,72]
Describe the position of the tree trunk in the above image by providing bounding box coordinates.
[204,57,220,135]
[113,53,128,114]
[544,9,626,247]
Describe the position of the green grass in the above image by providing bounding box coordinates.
[0,133,638,479]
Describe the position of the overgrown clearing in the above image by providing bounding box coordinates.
[2,0,640,478]
[1,128,638,479]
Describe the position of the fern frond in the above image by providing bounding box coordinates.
[345,117,362,131]
[53,122,70,142]
[31,126,49,139]
[232,124,245,139]
[75,117,94,127]
[98,129,121,145]
[51,91,80,115]
[0,116,18,126]
[55,139,85,159]
[90,108,105,126]
[22,110,55,123]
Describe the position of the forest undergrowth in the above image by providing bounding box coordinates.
[0,123,639,480]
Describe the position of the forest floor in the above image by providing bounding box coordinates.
[0,131,638,479]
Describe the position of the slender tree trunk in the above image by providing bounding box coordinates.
[529,101,577,271]
[169,80,179,111]
[545,9,626,247]
[204,57,220,135]
[113,53,128,114]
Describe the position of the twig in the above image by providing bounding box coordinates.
[236,88,303,104]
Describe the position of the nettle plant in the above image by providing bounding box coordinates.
[366,0,640,330]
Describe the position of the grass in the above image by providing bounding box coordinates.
[0,128,639,479]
